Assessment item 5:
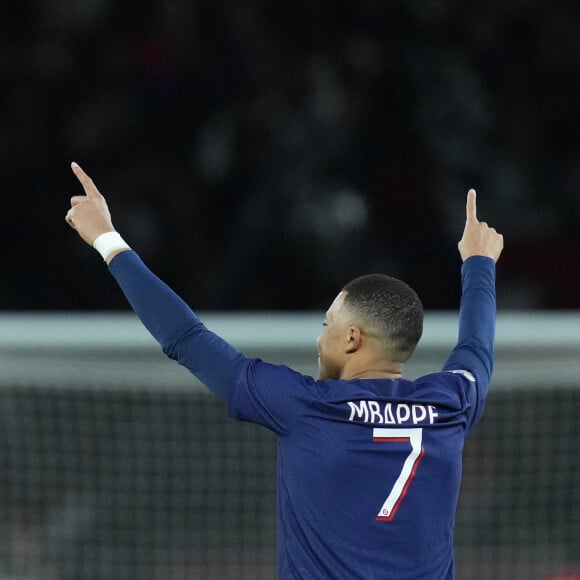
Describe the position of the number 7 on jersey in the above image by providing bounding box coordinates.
[373,428,424,521]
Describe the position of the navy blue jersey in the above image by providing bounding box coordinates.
[228,364,479,579]
[108,252,496,579]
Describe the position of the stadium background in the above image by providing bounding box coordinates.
[1,1,579,578]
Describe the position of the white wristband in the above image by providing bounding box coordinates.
[92,231,130,261]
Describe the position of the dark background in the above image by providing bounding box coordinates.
[1,0,579,311]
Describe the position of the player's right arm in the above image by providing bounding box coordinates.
[442,190,503,423]
[65,162,247,401]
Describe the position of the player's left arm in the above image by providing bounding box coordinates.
[443,257,496,383]
[442,190,503,413]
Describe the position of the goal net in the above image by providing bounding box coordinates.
[0,312,578,579]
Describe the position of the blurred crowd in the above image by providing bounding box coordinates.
[1,0,579,311]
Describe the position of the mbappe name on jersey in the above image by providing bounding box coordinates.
[347,400,439,425]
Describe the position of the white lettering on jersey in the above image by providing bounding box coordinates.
[428,405,438,423]
[412,404,427,423]
[348,400,369,422]
[368,401,383,423]
[347,401,438,425]
[396,404,410,423]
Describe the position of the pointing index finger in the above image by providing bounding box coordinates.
[71,161,101,198]
[466,188,477,224]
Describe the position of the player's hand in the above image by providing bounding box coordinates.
[65,162,115,246]
[458,189,503,262]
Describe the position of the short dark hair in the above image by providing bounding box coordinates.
[342,274,423,362]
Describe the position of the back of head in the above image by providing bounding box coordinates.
[342,274,423,362]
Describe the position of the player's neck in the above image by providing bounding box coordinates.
[341,360,403,381]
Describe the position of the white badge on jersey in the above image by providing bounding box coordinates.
[445,369,476,382]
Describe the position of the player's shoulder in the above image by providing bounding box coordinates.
[413,369,478,404]
[246,359,320,394]
[404,369,475,406]
[416,368,477,384]
[416,368,476,386]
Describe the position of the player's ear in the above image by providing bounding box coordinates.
[345,325,363,353]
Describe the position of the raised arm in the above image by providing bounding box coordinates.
[442,189,503,388]
[65,162,246,400]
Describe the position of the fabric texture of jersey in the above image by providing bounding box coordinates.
[108,252,496,580]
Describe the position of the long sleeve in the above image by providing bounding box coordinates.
[442,256,496,395]
[107,250,247,400]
